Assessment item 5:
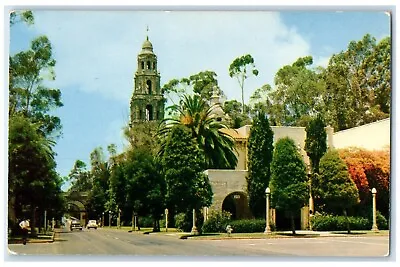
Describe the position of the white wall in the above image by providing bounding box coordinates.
[332,118,390,150]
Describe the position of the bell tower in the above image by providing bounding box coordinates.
[130,31,165,127]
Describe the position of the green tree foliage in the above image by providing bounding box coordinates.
[68,160,92,192]
[246,111,274,218]
[323,34,389,130]
[160,125,213,215]
[122,149,165,232]
[305,115,327,173]
[270,137,308,234]
[159,94,237,169]
[363,36,391,114]
[315,149,360,233]
[229,54,259,114]
[123,121,160,156]
[85,147,110,219]
[9,35,63,136]
[260,56,325,126]
[189,70,221,101]
[8,11,64,235]
[8,114,64,236]
[250,34,390,130]
[222,99,252,128]
[10,10,34,26]
[162,70,224,112]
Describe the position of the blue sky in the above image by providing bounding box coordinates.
[7,9,391,191]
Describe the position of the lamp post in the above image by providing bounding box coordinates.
[102,212,104,228]
[165,208,169,232]
[109,211,112,228]
[191,209,199,235]
[264,187,271,234]
[371,188,379,232]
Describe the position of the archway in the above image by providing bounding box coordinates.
[66,200,87,226]
[222,191,252,220]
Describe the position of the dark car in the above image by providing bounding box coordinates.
[71,219,83,231]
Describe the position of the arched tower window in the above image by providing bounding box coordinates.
[145,105,153,121]
[141,61,144,70]
[146,80,152,94]
[147,61,151,70]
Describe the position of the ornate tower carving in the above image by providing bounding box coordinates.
[130,34,165,127]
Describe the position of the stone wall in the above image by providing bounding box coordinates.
[206,169,248,211]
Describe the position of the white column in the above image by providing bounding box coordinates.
[264,188,271,234]
[371,188,379,231]
[191,209,199,235]
[165,208,169,232]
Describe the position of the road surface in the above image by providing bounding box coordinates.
[7,228,390,258]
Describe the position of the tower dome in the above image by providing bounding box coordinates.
[140,36,154,54]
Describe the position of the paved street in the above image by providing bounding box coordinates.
[7,228,390,258]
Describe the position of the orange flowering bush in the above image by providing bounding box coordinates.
[339,147,390,217]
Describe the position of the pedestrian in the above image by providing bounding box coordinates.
[19,218,30,245]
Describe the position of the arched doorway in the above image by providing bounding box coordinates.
[222,191,252,220]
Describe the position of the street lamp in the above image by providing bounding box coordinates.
[109,211,112,228]
[102,212,104,228]
[371,188,379,232]
[264,187,272,234]
[191,209,199,235]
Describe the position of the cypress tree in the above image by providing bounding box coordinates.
[246,111,274,218]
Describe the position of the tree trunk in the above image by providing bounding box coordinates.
[291,211,296,235]
[152,218,160,232]
[344,209,351,234]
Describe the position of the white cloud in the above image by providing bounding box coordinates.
[313,55,331,68]
[31,11,312,105]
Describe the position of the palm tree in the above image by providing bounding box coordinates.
[158,94,237,169]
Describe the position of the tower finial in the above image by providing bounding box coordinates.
[146,25,149,40]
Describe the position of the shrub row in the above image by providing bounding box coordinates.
[202,210,232,233]
[174,210,389,233]
[311,212,389,231]
[228,219,267,233]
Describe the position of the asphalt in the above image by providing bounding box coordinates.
[8,228,388,244]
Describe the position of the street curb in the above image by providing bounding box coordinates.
[183,232,390,240]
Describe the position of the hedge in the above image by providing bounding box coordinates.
[311,214,388,231]
[202,210,232,233]
[228,219,267,233]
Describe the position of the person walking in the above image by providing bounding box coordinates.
[19,219,30,245]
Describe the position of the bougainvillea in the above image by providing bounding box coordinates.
[338,147,390,217]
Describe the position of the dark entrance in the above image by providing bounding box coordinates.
[222,192,252,220]
[274,209,301,231]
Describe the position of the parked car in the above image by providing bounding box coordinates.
[71,219,83,231]
[87,220,98,229]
